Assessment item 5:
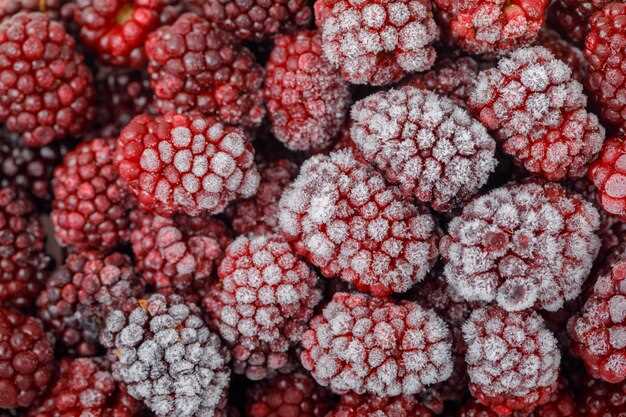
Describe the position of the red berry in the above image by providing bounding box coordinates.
[115,112,260,217]
[579,377,626,417]
[324,394,433,417]
[589,137,626,220]
[549,0,610,45]
[0,0,70,22]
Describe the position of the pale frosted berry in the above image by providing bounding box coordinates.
[324,394,433,417]
[115,112,260,217]
[204,234,322,380]
[589,137,626,220]
[463,305,561,415]
[468,46,604,181]
[100,293,231,417]
[278,149,440,297]
[441,180,601,312]
[350,86,497,212]
[319,0,439,85]
[300,292,453,396]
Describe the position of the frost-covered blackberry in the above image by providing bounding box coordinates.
[350,86,496,212]
[100,293,231,417]
[441,181,601,312]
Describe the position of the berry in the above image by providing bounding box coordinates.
[468,46,604,181]
[115,112,260,217]
[579,377,626,417]
[73,0,161,68]
[549,0,610,45]
[226,159,298,235]
[441,180,601,312]
[0,12,96,147]
[463,305,561,415]
[145,13,265,128]
[460,387,579,417]
[350,86,497,212]
[0,0,70,22]
[204,234,322,380]
[265,30,350,153]
[0,186,50,308]
[589,137,626,220]
[318,0,439,85]
[324,394,433,417]
[0,307,54,409]
[300,292,453,396]
[52,137,133,251]
[537,29,588,82]
[584,2,626,131]
[100,293,231,417]
[433,0,548,55]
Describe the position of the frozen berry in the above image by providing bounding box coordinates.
[265,30,350,153]
[537,29,588,82]
[0,0,68,22]
[204,234,322,380]
[468,46,604,181]
[0,12,95,147]
[459,387,579,417]
[100,294,231,417]
[549,0,610,45]
[0,307,54,409]
[300,292,453,396]
[441,180,601,312]
[589,137,626,220]
[463,305,561,415]
[145,13,265,128]
[324,394,433,417]
[579,377,626,417]
[278,149,440,297]
[115,112,260,217]
[318,0,439,85]
[350,86,497,212]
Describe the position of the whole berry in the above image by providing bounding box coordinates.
[549,0,611,45]
[579,377,626,417]
[300,292,453,396]
[350,86,497,212]
[145,13,265,128]
[278,149,440,297]
[204,234,322,380]
[589,137,626,219]
[0,12,95,147]
[100,294,231,417]
[115,112,260,217]
[265,30,350,153]
[0,307,54,409]
[52,137,133,251]
[318,0,439,85]
[468,46,604,181]
[441,180,601,312]
[463,305,561,415]
[324,394,433,417]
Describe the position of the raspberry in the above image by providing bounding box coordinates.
[537,29,587,83]
[278,149,440,297]
[145,13,265,128]
[568,243,626,383]
[433,0,548,55]
[549,0,610,45]
[226,159,298,235]
[73,0,161,68]
[245,372,335,417]
[350,86,497,212]
[463,305,561,415]
[324,394,433,417]
[265,30,350,153]
[579,377,626,417]
[469,46,604,181]
[441,180,601,312]
[588,137,626,220]
[100,294,231,417]
[300,292,453,396]
[52,138,133,251]
[0,186,50,308]
[584,2,626,131]
[0,307,54,409]
[204,234,322,380]
[130,209,232,294]
[0,12,95,147]
[115,112,260,217]
[318,0,439,85]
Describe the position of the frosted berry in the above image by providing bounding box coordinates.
[145,13,265,128]
[265,30,350,153]
[324,394,433,417]
[319,0,439,85]
[115,112,260,217]
[0,307,54,409]
[579,377,626,417]
[463,305,561,415]
[204,234,322,380]
[537,29,588,82]
[350,86,497,212]
[52,137,133,251]
[589,137,626,220]
[549,0,611,45]
[278,149,440,297]
[100,293,231,417]
[469,46,604,181]
[441,180,601,312]
[300,292,453,396]
[0,12,95,147]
